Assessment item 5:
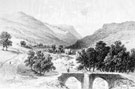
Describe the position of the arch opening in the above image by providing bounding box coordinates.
[65,77,81,89]
[93,77,109,89]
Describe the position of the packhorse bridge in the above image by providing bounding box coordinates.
[58,72,132,89]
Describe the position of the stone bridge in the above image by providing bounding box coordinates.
[58,72,130,89]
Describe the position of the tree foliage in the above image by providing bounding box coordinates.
[103,41,130,72]
[51,45,56,53]
[76,40,135,73]
[38,43,43,47]
[58,45,64,53]
[24,50,55,75]
[20,41,26,47]
[0,31,12,50]
[76,49,89,70]
[95,41,110,71]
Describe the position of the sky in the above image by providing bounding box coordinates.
[0,0,135,37]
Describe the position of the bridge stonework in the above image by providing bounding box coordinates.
[58,73,126,89]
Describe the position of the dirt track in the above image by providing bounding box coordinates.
[0,47,28,80]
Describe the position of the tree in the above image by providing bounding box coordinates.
[86,47,97,71]
[76,49,89,71]
[38,43,43,47]
[58,45,64,53]
[76,40,135,73]
[104,41,130,73]
[20,41,26,47]
[76,41,110,72]
[95,41,110,71]
[52,45,56,53]
[24,50,35,71]
[24,50,55,75]
[128,49,135,72]
[0,32,12,51]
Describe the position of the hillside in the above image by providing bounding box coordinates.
[69,21,135,50]
[0,12,81,46]
[44,23,81,44]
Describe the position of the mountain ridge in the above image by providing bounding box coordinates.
[68,21,135,49]
[0,12,81,46]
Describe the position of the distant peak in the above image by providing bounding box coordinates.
[101,21,135,30]
[103,21,135,27]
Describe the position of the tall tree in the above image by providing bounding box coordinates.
[86,47,97,71]
[95,41,110,71]
[76,49,89,71]
[24,50,36,72]
[58,45,64,53]
[128,49,135,72]
[52,45,56,53]
[104,41,130,73]
[0,32,12,51]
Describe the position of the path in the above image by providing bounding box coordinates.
[0,47,28,80]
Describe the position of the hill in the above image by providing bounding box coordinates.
[0,12,81,46]
[68,21,135,50]
[44,23,81,45]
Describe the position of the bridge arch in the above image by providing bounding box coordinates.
[89,73,124,89]
[65,77,82,89]
[58,73,128,89]
[60,75,83,84]
[92,77,109,89]
[92,75,112,89]
[58,73,84,88]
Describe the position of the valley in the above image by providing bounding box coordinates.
[0,12,135,89]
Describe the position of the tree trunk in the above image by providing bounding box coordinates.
[93,67,95,72]
[2,44,4,51]
[6,46,8,51]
